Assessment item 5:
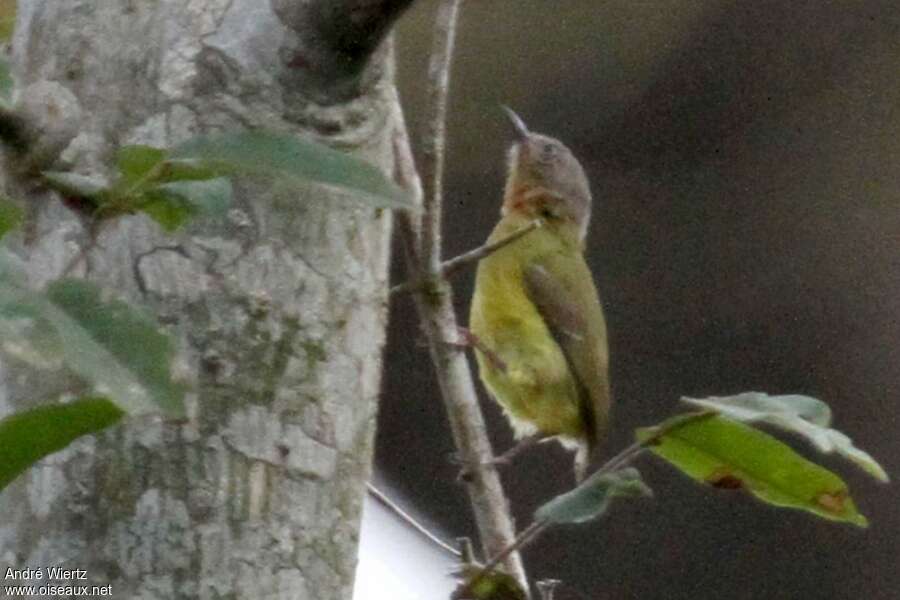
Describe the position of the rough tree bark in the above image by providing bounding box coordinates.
[0,1,410,598]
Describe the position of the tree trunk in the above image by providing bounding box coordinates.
[0,1,405,598]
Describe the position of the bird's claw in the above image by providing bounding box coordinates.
[458,327,508,372]
[454,455,511,483]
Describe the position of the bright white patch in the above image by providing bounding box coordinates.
[353,487,456,600]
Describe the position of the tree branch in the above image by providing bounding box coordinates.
[390,218,542,295]
[417,0,458,272]
[367,482,461,557]
[390,0,529,591]
[455,412,720,597]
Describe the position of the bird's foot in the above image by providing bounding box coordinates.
[415,327,499,367]
[451,434,544,482]
[451,327,507,372]
[453,455,513,484]
[415,326,479,350]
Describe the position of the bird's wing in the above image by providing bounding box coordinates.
[523,255,611,455]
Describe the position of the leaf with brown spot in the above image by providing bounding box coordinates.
[816,491,848,514]
[682,392,889,482]
[637,414,869,527]
[707,468,744,490]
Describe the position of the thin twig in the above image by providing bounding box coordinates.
[439,218,540,279]
[458,410,720,596]
[478,520,543,580]
[390,0,529,591]
[536,579,562,600]
[457,537,476,563]
[390,218,541,295]
[453,521,544,600]
[418,0,462,272]
[594,440,647,476]
[366,482,461,557]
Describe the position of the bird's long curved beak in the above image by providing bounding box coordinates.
[501,105,529,140]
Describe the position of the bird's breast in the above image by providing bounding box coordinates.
[468,221,585,440]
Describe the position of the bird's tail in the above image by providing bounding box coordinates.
[574,436,607,483]
[574,444,591,483]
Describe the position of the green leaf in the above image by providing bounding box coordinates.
[170,130,415,210]
[41,171,109,200]
[637,414,868,527]
[682,393,889,483]
[0,260,184,416]
[157,158,220,182]
[42,280,185,416]
[138,194,192,232]
[116,145,217,186]
[0,252,51,368]
[454,565,527,600]
[140,177,232,231]
[44,129,414,233]
[115,144,168,188]
[0,397,124,491]
[112,145,228,229]
[685,392,830,426]
[535,467,652,525]
[0,197,22,239]
[111,131,413,230]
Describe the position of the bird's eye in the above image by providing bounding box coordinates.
[538,142,560,164]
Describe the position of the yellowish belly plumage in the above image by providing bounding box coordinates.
[469,220,585,444]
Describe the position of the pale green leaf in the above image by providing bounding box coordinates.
[683,392,831,426]
[42,279,185,416]
[140,178,232,231]
[454,564,527,600]
[138,193,192,232]
[170,130,415,210]
[0,259,184,416]
[116,145,216,186]
[637,414,868,527]
[682,392,888,482]
[0,250,68,368]
[115,144,168,187]
[111,145,228,228]
[41,171,109,199]
[535,467,652,525]
[0,397,123,491]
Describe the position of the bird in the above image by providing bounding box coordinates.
[468,107,610,481]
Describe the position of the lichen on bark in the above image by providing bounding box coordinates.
[0,1,405,597]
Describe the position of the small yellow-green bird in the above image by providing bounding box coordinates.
[469,107,610,481]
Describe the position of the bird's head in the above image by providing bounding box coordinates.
[501,107,592,240]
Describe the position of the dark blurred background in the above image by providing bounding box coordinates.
[376,1,900,598]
